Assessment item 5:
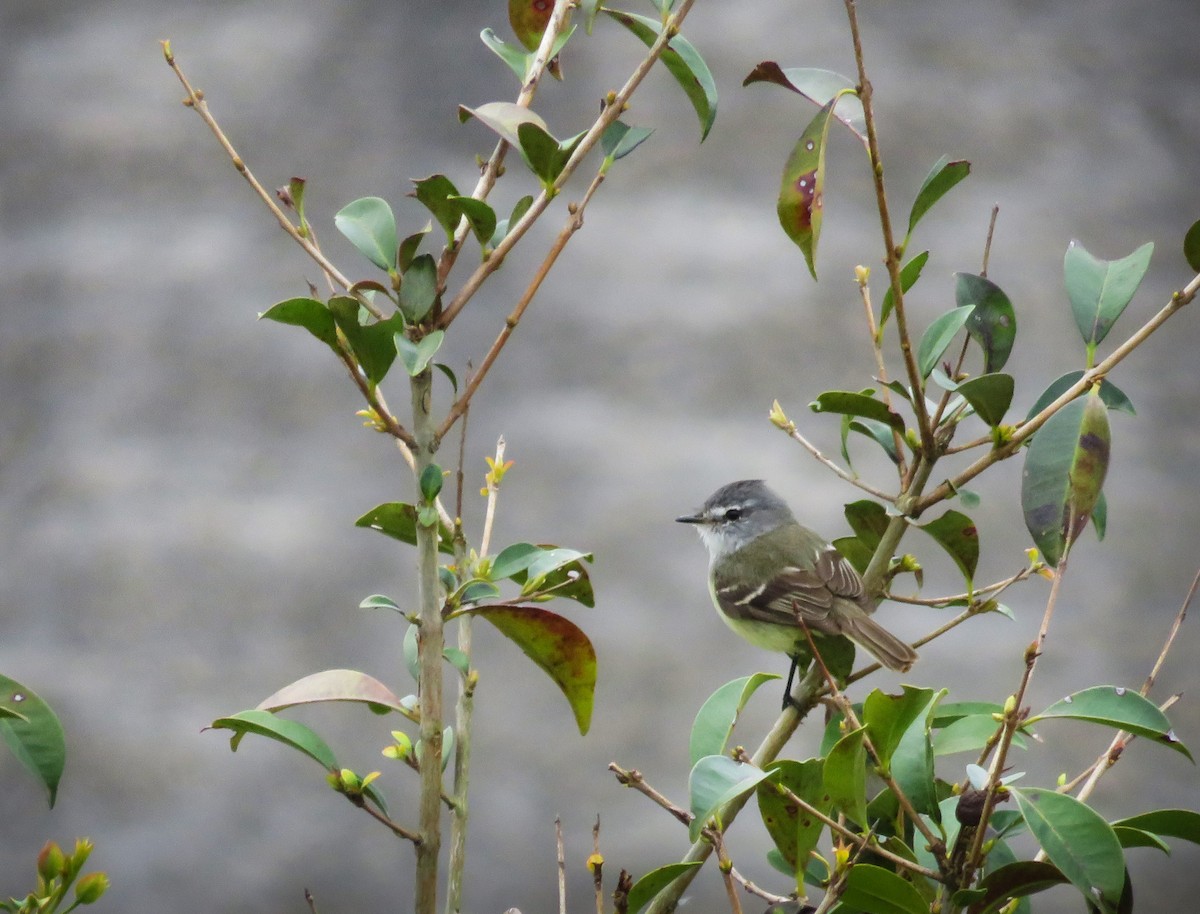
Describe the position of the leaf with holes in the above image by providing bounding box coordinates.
[776,97,839,279]
[0,676,65,808]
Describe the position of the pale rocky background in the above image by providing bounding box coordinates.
[2,1,1199,912]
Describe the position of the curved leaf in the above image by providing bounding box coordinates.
[824,725,868,825]
[458,101,550,148]
[334,197,397,272]
[811,390,904,429]
[260,297,339,351]
[1030,686,1192,760]
[917,509,980,586]
[907,155,970,243]
[0,675,66,807]
[354,502,455,555]
[917,306,975,378]
[1185,219,1200,272]
[625,862,703,914]
[1011,787,1126,912]
[688,755,774,841]
[743,63,866,143]
[1026,371,1135,420]
[256,669,409,715]
[209,709,338,770]
[1021,390,1110,565]
[1112,808,1200,848]
[481,27,530,80]
[604,10,717,140]
[396,329,445,377]
[689,673,780,766]
[327,296,403,386]
[971,860,1069,914]
[958,273,1016,373]
[776,97,839,279]
[863,685,936,772]
[1064,240,1153,349]
[463,605,595,735]
[840,863,929,914]
[881,250,930,328]
[957,373,1015,428]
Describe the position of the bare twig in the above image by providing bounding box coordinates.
[556,817,567,914]
[608,764,693,827]
[710,831,745,914]
[980,204,1000,278]
[855,271,910,480]
[776,417,897,502]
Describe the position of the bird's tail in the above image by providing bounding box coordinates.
[842,614,918,672]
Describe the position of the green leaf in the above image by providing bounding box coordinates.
[395,330,445,377]
[1112,809,1200,848]
[403,623,419,681]
[459,101,550,149]
[811,390,904,429]
[840,863,929,914]
[917,509,980,586]
[449,196,497,245]
[481,27,531,80]
[490,543,596,607]
[327,296,403,386]
[1111,826,1170,853]
[335,196,398,272]
[398,253,438,323]
[462,605,596,735]
[604,10,717,140]
[1030,686,1192,761]
[260,297,340,351]
[625,862,703,914]
[689,673,780,767]
[742,63,866,143]
[355,502,455,555]
[410,174,462,239]
[891,690,946,819]
[958,273,1017,373]
[1011,787,1126,913]
[1021,390,1111,565]
[360,593,401,612]
[824,725,868,825]
[956,373,1015,428]
[398,223,431,272]
[688,755,774,841]
[490,542,544,580]
[756,758,830,887]
[600,120,655,166]
[843,499,889,550]
[905,156,971,246]
[491,194,535,247]
[776,96,839,279]
[881,251,929,328]
[1184,219,1200,272]
[419,463,444,501]
[972,860,1070,914]
[863,685,935,772]
[209,709,338,770]
[1064,240,1154,348]
[256,669,409,715]
[845,416,901,466]
[917,305,975,378]
[1026,371,1136,420]
[0,675,66,807]
[934,714,1027,756]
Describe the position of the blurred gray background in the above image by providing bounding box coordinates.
[3,1,1199,911]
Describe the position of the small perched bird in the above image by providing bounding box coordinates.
[676,480,917,695]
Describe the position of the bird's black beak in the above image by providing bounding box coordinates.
[675,512,704,524]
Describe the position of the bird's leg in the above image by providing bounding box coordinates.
[782,653,801,711]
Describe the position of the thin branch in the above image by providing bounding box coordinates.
[885,562,1040,607]
[776,416,897,502]
[437,173,605,440]
[855,271,910,481]
[352,796,422,843]
[592,817,605,914]
[727,867,794,907]
[980,204,1000,278]
[556,817,567,914]
[438,0,699,330]
[710,831,745,914]
[608,764,693,827]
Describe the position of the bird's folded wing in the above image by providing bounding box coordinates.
[813,545,868,603]
[714,565,836,626]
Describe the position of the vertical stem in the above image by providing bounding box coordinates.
[412,367,444,914]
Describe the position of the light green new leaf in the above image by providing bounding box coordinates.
[1011,787,1126,914]
[481,27,530,81]
[624,862,703,914]
[1064,240,1153,349]
[1031,686,1192,760]
[209,709,338,770]
[335,197,397,272]
[689,673,780,767]
[395,330,445,377]
[260,297,340,351]
[824,725,868,825]
[1021,390,1110,565]
[917,305,975,378]
[906,155,970,245]
[688,755,774,841]
[840,863,929,914]
[604,11,717,140]
[463,605,596,735]
[776,97,839,279]
[0,675,66,808]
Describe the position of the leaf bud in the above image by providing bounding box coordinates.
[854,264,870,285]
[37,841,65,882]
[74,872,110,905]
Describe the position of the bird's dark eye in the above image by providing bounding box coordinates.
[723,508,742,521]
